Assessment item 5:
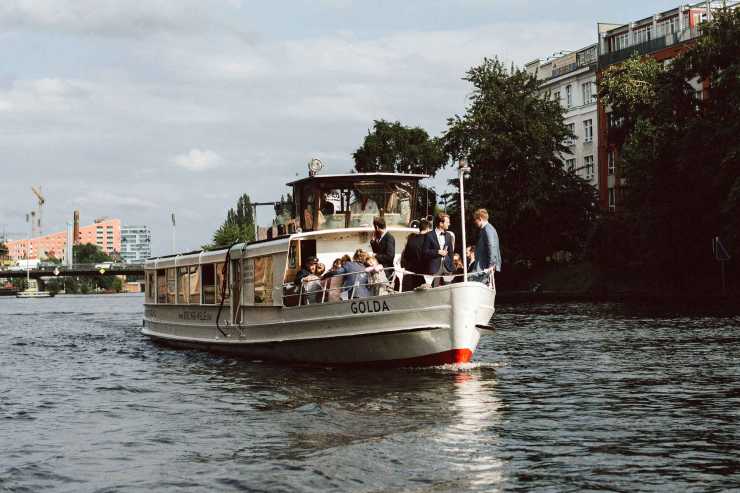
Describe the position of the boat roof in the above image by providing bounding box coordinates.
[144,226,417,269]
[286,172,429,187]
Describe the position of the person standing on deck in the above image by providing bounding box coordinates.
[369,217,395,271]
[401,218,430,291]
[472,208,501,284]
[422,212,454,287]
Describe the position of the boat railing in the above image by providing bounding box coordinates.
[281,266,495,307]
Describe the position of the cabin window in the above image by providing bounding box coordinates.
[157,269,167,303]
[166,268,176,304]
[254,255,274,304]
[189,266,200,304]
[145,272,155,302]
[177,267,190,304]
[202,264,216,304]
[215,262,229,305]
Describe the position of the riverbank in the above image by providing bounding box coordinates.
[496,261,738,305]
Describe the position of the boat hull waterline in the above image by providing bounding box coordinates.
[143,283,495,366]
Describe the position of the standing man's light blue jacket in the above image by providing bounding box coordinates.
[475,222,501,272]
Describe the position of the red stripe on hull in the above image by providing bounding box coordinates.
[352,348,474,368]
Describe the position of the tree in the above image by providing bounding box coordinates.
[353,119,446,219]
[212,193,255,247]
[74,243,113,264]
[353,120,447,175]
[443,58,598,263]
[598,7,740,291]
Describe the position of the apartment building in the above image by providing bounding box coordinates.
[120,225,151,263]
[596,1,733,211]
[525,44,599,188]
[6,218,121,261]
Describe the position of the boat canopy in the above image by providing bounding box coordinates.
[286,172,428,232]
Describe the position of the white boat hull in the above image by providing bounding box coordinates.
[142,282,495,367]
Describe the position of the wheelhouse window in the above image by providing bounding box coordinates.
[291,176,421,231]
[202,264,216,304]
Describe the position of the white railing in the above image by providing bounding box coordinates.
[281,266,495,306]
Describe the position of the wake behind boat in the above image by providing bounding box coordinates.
[142,162,495,367]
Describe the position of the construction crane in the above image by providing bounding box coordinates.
[31,186,45,237]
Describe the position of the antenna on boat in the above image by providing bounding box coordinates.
[308,158,324,176]
[458,159,471,282]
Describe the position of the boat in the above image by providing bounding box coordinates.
[142,161,496,367]
[16,289,52,298]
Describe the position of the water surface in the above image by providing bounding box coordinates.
[1,295,739,491]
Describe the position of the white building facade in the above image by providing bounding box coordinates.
[525,44,599,189]
[120,225,151,263]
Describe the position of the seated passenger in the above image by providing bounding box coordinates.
[451,253,465,283]
[334,249,370,299]
[322,258,344,303]
[295,257,323,304]
[365,255,391,296]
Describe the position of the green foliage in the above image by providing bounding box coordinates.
[598,7,740,290]
[353,120,447,176]
[0,242,8,256]
[442,57,597,263]
[74,244,113,264]
[211,193,255,247]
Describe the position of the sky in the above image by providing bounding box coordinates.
[0,0,685,256]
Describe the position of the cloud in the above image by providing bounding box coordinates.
[172,149,224,171]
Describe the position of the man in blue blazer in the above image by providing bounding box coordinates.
[472,209,501,281]
[423,212,455,285]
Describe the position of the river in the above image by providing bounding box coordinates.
[1,294,739,492]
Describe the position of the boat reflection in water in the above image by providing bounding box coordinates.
[142,160,495,367]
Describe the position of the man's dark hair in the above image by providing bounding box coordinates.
[419,218,431,232]
[434,212,449,228]
[373,216,386,230]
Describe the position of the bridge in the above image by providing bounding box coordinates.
[0,263,144,279]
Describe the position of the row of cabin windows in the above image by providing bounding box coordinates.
[146,263,229,305]
[145,255,276,306]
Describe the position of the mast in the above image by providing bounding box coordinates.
[458,159,471,282]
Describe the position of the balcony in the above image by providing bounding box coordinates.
[599,27,701,68]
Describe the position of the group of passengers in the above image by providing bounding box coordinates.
[293,209,501,304]
[294,248,391,304]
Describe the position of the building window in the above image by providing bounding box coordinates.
[634,24,653,44]
[582,82,593,104]
[566,85,572,108]
[584,155,594,178]
[657,16,679,36]
[608,150,616,175]
[608,188,616,212]
[553,91,561,105]
[565,159,576,172]
[583,119,593,143]
[565,123,575,146]
[611,32,629,52]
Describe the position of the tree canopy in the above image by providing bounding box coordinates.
[442,57,597,263]
[353,120,447,176]
[598,7,740,290]
[353,119,445,217]
[212,194,256,247]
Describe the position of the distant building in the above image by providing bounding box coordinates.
[5,218,121,262]
[595,1,737,211]
[120,225,151,263]
[526,43,599,189]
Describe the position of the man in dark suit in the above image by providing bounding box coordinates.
[423,212,454,286]
[370,217,395,271]
[400,218,430,291]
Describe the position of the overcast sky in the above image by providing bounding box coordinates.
[0,0,684,256]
